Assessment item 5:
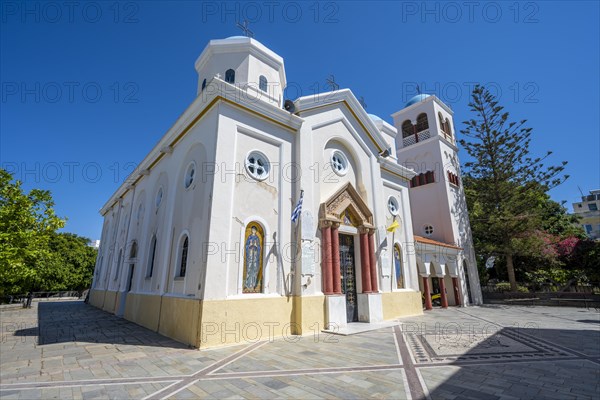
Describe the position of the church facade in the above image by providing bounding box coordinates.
[89,36,482,348]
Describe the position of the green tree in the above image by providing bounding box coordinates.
[44,232,97,292]
[460,86,568,291]
[0,168,65,296]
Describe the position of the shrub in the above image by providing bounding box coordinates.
[495,282,529,293]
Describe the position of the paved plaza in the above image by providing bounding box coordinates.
[0,301,598,399]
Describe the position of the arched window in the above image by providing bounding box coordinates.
[259,75,267,92]
[438,112,446,133]
[402,120,413,138]
[242,223,264,293]
[394,244,404,289]
[444,118,452,137]
[127,242,137,292]
[130,242,138,259]
[225,69,235,84]
[416,113,429,132]
[147,235,157,277]
[201,79,207,91]
[114,249,123,281]
[179,236,189,277]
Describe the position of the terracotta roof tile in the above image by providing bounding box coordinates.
[414,235,462,250]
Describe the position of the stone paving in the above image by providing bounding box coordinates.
[0,300,598,399]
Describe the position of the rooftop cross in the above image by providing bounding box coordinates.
[359,96,367,110]
[326,74,339,91]
[236,20,254,38]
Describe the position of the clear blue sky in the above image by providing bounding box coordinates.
[1,1,599,240]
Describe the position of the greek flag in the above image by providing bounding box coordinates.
[291,190,304,223]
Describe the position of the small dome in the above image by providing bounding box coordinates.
[368,113,383,122]
[405,94,431,108]
[225,36,249,40]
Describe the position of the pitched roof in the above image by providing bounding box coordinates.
[414,236,462,250]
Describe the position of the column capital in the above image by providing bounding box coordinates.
[320,220,333,229]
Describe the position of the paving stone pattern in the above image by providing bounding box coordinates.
[1,300,598,399]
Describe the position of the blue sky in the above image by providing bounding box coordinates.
[1,1,599,240]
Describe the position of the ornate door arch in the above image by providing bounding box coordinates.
[319,183,379,305]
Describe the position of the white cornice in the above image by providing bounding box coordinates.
[99,78,303,215]
[378,156,417,180]
[391,95,453,118]
[294,89,390,153]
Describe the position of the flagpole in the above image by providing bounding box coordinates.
[391,215,395,292]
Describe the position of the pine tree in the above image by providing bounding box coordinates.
[460,86,568,291]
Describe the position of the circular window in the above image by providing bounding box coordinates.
[388,196,399,215]
[423,225,434,236]
[155,187,163,208]
[184,162,196,189]
[331,150,348,176]
[245,151,270,181]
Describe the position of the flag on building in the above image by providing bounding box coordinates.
[386,220,400,232]
[291,190,304,223]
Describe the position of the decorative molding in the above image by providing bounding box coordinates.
[319,183,374,228]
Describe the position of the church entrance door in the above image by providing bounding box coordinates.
[339,234,358,322]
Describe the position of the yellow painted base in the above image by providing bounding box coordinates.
[86,290,422,349]
[102,290,117,313]
[381,291,424,320]
[124,292,162,332]
[158,296,201,346]
[88,289,106,309]
[199,296,323,348]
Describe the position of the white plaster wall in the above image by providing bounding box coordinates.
[165,143,209,297]
[202,103,294,301]
[380,179,419,293]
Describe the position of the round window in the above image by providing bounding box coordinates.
[155,187,163,208]
[184,162,196,189]
[331,150,348,176]
[245,151,270,181]
[423,225,434,236]
[388,196,399,215]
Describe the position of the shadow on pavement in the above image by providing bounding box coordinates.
[13,301,189,349]
[417,323,600,399]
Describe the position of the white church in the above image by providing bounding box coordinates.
[89,36,482,348]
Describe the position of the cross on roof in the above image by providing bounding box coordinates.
[236,20,254,38]
[359,96,367,110]
[416,84,422,94]
[326,74,339,91]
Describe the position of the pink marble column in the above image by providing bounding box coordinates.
[321,223,333,295]
[439,277,448,308]
[423,277,432,311]
[359,229,372,293]
[331,223,342,295]
[452,277,461,306]
[368,230,378,292]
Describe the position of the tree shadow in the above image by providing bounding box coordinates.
[13,300,189,348]
[417,323,600,399]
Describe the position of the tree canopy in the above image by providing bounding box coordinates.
[0,168,96,297]
[460,85,569,291]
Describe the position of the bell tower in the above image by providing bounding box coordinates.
[392,94,481,304]
[194,36,287,107]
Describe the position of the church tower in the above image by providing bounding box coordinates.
[392,94,482,305]
[194,36,287,107]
